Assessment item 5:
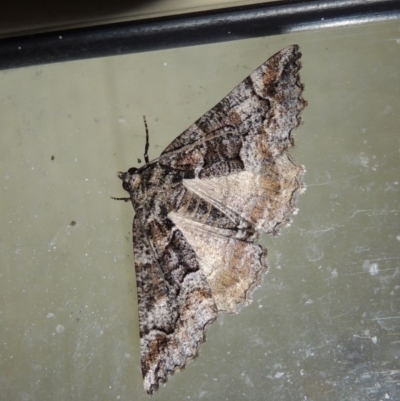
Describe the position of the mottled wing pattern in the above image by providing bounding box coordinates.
[158,44,306,234]
[159,45,306,177]
[133,209,218,393]
[118,45,307,394]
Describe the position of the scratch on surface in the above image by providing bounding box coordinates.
[312,225,337,237]
[307,175,361,187]
[367,257,400,262]
[371,316,400,321]
[347,262,399,276]
[300,224,340,237]
[380,369,400,375]
[331,310,350,319]
[347,209,399,219]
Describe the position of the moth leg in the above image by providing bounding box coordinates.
[111,196,131,202]
[143,115,150,164]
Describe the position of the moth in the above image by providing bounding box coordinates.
[115,45,307,394]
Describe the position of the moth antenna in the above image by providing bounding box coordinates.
[143,115,150,164]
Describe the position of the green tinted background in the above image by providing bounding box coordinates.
[1,18,399,401]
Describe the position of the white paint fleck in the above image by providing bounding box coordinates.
[46,313,55,319]
[359,152,369,167]
[362,260,379,276]
[241,372,254,387]
[274,372,284,379]
[55,324,65,334]
[371,336,378,344]
[118,117,126,124]
[331,269,338,278]
[396,235,400,241]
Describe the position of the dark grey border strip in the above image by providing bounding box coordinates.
[0,0,399,70]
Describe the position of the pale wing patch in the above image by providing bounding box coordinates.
[183,153,305,233]
[169,211,267,313]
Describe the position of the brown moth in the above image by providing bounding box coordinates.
[115,45,307,394]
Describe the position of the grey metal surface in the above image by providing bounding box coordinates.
[0,18,399,401]
[1,0,399,70]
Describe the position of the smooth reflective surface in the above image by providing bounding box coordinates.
[0,0,276,38]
